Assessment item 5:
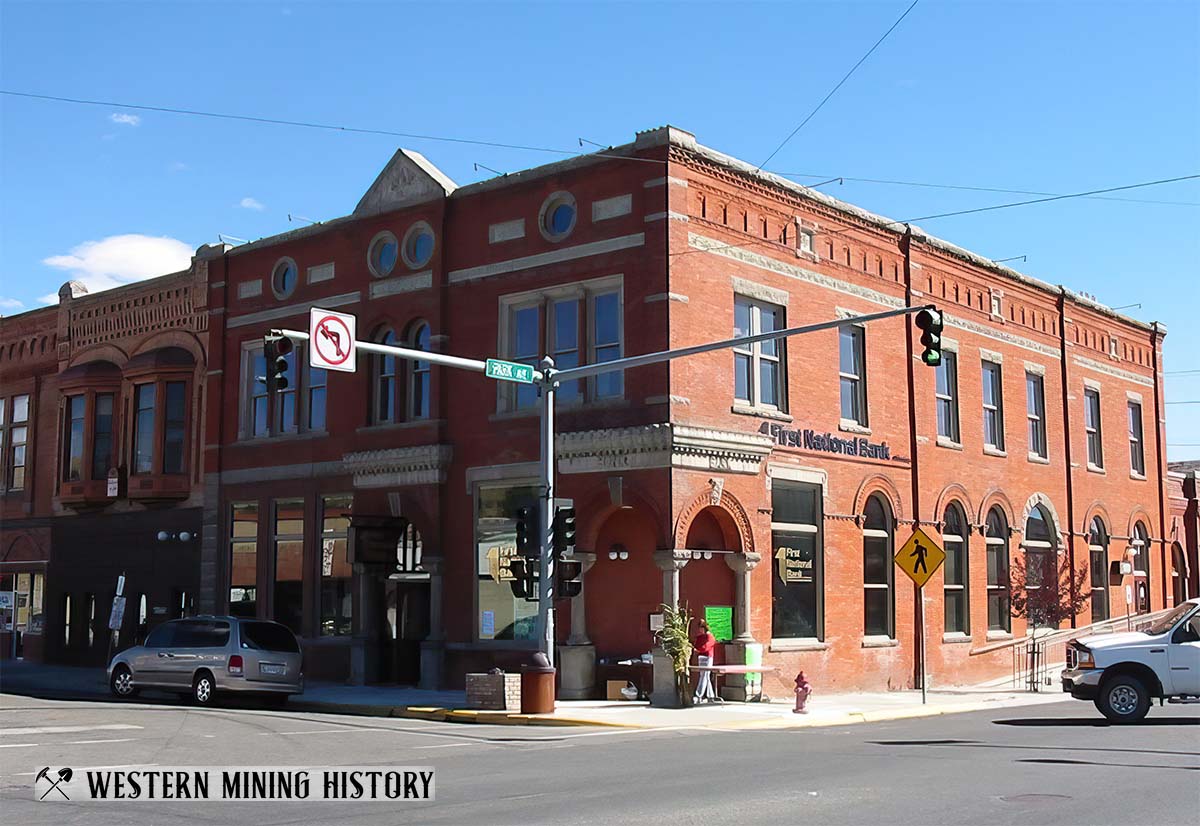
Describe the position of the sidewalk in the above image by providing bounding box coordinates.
[0,660,1069,729]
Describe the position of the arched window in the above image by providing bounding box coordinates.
[986,507,1011,632]
[1132,521,1150,613]
[374,329,399,424]
[409,322,431,420]
[862,496,894,638]
[1088,517,1110,623]
[942,503,969,634]
[1023,504,1057,594]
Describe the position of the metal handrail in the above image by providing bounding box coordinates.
[969,605,1179,657]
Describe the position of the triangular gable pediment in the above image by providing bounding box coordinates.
[354,149,457,216]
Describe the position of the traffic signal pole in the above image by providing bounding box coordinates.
[270,301,938,675]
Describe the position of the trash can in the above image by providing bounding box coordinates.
[520,654,556,714]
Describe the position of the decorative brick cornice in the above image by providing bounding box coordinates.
[556,423,773,475]
[342,444,452,488]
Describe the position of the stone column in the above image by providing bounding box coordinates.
[722,551,763,701]
[558,552,597,700]
[418,556,445,691]
[650,550,691,706]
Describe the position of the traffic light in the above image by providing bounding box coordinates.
[915,308,943,368]
[555,557,583,599]
[552,505,576,557]
[262,333,294,390]
[515,507,532,556]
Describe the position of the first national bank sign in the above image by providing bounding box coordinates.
[758,422,896,461]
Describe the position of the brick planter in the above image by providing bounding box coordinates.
[465,672,520,711]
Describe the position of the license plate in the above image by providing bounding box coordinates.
[260,664,286,676]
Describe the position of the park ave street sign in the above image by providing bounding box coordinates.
[309,308,357,373]
[894,526,946,589]
[486,358,535,384]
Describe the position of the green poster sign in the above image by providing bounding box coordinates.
[704,605,733,643]
[744,642,763,686]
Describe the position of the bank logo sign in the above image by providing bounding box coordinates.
[35,766,435,802]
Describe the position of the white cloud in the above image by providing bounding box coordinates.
[40,234,193,303]
[0,297,25,311]
[110,113,141,126]
[239,197,265,211]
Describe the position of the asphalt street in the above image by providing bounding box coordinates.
[1,693,1196,826]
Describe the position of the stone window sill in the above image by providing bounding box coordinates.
[1130,471,1147,482]
[936,436,963,451]
[986,630,1013,642]
[489,408,540,422]
[1087,463,1107,476]
[356,419,442,434]
[236,430,326,446]
[1027,452,1050,465]
[861,636,898,649]
[769,638,828,652]
[839,419,871,435]
[731,404,793,422]
[983,446,1007,458]
[942,632,972,645]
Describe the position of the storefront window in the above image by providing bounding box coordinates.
[273,498,305,634]
[943,503,969,634]
[863,496,894,638]
[986,507,1011,632]
[1089,517,1110,624]
[476,485,538,641]
[229,502,259,618]
[320,495,353,637]
[771,481,823,640]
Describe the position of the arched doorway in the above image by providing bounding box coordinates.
[1131,522,1151,614]
[1172,542,1188,604]
[680,508,736,644]
[382,522,428,685]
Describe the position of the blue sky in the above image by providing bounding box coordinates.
[1,1,1197,457]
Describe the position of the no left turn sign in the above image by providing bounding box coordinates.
[309,308,357,373]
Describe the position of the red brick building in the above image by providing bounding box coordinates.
[0,263,211,665]
[1168,461,1199,605]
[189,126,1181,695]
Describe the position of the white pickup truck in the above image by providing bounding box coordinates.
[1061,597,1200,722]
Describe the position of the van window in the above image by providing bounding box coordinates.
[173,620,231,648]
[144,623,175,648]
[240,621,300,653]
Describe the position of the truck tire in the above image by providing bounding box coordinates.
[1095,674,1151,723]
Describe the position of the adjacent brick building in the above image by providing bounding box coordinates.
[193,125,1183,695]
[0,263,211,665]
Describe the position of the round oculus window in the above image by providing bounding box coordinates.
[369,232,399,277]
[539,192,577,242]
[271,258,298,298]
[402,222,435,270]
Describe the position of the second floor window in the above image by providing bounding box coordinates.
[1084,387,1103,468]
[981,360,1004,450]
[132,384,157,474]
[131,380,189,475]
[372,323,430,424]
[500,280,623,412]
[839,326,866,426]
[2,393,30,490]
[1026,373,1047,459]
[241,342,326,438]
[935,351,959,442]
[734,296,785,410]
[64,395,86,482]
[1128,401,1144,475]
[93,394,114,480]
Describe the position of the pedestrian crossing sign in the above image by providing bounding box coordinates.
[894,526,946,589]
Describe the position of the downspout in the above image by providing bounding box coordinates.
[1057,289,1078,627]
[1151,322,1169,607]
[901,226,923,685]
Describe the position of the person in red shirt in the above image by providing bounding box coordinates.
[693,621,719,704]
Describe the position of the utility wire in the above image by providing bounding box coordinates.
[1167,400,1200,405]
[670,172,1200,258]
[774,172,1200,207]
[0,89,666,165]
[1167,370,1200,376]
[757,0,921,170]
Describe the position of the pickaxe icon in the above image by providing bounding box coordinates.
[36,766,72,800]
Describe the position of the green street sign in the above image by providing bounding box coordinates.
[485,358,536,384]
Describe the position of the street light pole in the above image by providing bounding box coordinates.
[538,356,557,667]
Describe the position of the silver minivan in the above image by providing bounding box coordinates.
[108,616,303,706]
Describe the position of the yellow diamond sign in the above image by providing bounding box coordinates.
[895,526,946,589]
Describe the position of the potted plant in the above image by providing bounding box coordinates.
[653,602,694,708]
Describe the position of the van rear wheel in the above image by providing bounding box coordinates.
[1096,675,1151,723]
[192,671,217,706]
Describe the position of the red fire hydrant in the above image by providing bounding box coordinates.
[793,671,812,714]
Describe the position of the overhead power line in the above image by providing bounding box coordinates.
[0,89,665,165]
[757,0,922,170]
[774,172,1200,207]
[1167,400,1200,405]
